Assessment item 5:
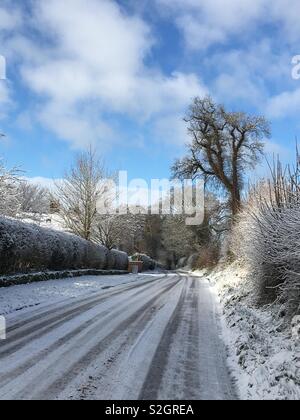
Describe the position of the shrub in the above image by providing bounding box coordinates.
[107,249,128,270]
[0,216,128,275]
[191,245,220,270]
[232,158,300,318]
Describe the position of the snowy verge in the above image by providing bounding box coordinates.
[0,269,128,288]
[195,263,300,400]
[0,273,164,317]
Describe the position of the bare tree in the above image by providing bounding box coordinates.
[162,214,198,262]
[93,214,123,250]
[56,149,109,241]
[172,97,270,217]
[18,182,50,217]
[94,211,148,253]
[0,160,22,217]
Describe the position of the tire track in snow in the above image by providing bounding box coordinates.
[138,276,189,400]
[0,275,167,357]
[37,278,182,400]
[139,276,237,400]
[63,275,185,400]
[5,274,167,334]
[0,273,237,400]
[0,275,181,400]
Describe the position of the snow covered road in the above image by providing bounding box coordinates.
[0,273,236,400]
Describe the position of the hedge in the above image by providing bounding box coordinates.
[0,217,128,275]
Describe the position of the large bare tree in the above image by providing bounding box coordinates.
[172,97,271,216]
[56,149,108,241]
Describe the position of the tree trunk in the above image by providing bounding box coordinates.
[231,153,241,217]
[230,185,241,216]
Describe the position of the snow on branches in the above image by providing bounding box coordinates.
[232,158,300,319]
[0,160,22,217]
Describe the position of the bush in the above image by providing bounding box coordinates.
[132,253,157,271]
[0,217,128,275]
[232,161,300,319]
[190,246,220,270]
[234,203,300,314]
[107,249,128,271]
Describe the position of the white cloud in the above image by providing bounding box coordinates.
[16,112,34,131]
[266,88,300,118]
[153,114,189,147]
[0,3,21,120]
[4,0,206,150]
[0,81,12,120]
[156,0,300,51]
[0,3,22,32]
[264,140,294,158]
[250,139,297,182]
[213,72,264,107]
[209,41,290,107]
[270,1,300,43]
[26,177,61,192]
[156,0,266,50]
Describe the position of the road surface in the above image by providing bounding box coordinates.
[0,273,237,400]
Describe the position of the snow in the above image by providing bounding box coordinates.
[0,273,156,317]
[202,263,300,400]
[21,213,65,232]
[0,273,235,400]
[2,263,297,400]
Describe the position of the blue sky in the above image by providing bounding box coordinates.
[1,0,300,186]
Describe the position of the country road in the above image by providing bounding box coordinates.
[0,273,237,400]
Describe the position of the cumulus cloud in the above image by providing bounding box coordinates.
[3,0,299,153]
[0,2,21,119]
[0,82,12,119]
[264,140,294,158]
[4,0,206,150]
[156,0,266,50]
[26,177,60,192]
[266,88,300,118]
[207,40,291,109]
[156,0,300,51]
[0,3,22,32]
[153,0,300,125]
[153,114,189,147]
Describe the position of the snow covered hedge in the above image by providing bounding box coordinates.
[0,217,128,275]
[107,249,129,271]
[232,201,300,319]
